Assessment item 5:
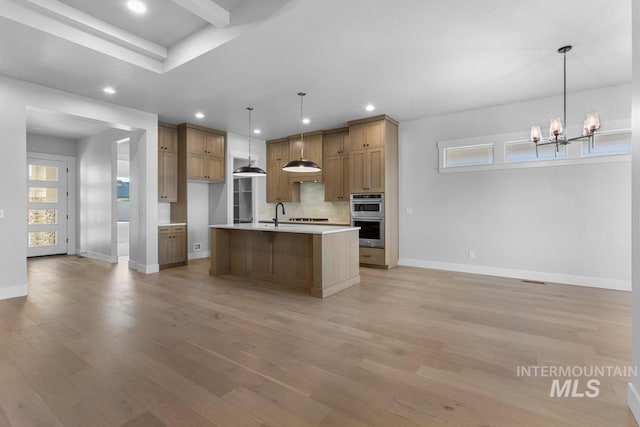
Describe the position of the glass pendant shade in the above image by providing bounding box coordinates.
[233,107,266,178]
[583,112,600,136]
[530,125,542,143]
[549,117,563,140]
[283,92,322,173]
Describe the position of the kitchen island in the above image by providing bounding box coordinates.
[209,223,360,298]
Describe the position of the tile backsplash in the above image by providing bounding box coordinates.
[259,182,350,224]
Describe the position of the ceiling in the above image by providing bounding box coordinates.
[26,109,120,139]
[0,0,632,140]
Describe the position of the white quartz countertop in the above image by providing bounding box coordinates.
[210,223,359,235]
[158,223,187,226]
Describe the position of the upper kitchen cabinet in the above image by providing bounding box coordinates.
[323,128,350,201]
[348,115,398,194]
[288,131,324,183]
[266,138,300,203]
[158,123,178,202]
[178,123,226,182]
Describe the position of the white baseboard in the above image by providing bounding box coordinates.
[0,283,28,300]
[628,383,640,424]
[128,260,139,270]
[78,250,118,264]
[137,264,159,274]
[397,258,631,291]
[189,251,210,260]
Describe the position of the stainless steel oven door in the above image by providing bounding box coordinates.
[351,194,384,218]
[352,217,385,248]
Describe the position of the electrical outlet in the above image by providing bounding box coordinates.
[468,251,476,259]
[194,243,202,251]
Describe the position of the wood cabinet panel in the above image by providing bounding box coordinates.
[367,147,385,193]
[266,140,299,203]
[350,149,366,193]
[158,124,178,202]
[158,225,187,268]
[323,129,350,201]
[181,124,226,183]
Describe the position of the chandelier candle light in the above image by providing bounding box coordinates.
[233,107,267,177]
[529,45,601,157]
[282,92,322,173]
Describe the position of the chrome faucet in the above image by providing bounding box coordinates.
[273,202,286,227]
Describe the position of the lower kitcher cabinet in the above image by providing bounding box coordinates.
[159,225,187,268]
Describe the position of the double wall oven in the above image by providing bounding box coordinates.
[351,193,384,248]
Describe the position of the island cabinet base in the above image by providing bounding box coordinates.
[210,228,360,298]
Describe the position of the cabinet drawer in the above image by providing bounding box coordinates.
[359,247,385,265]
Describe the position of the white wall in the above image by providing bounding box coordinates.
[399,84,631,290]
[0,75,158,300]
[77,129,128,262]
[27,133,77,156]
[628,1,640,421]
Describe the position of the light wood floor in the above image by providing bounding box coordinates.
[0,256,634,426]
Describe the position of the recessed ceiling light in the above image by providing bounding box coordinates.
[127,0,147,14]
[103,86,116,95]
[195,112,205,119]
[302,118,310,124]
[253,129,261,134]
[365,104,375,112]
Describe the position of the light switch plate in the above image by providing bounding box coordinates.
[0,209,4,219]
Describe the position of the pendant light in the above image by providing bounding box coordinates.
[282,92,322,173]
[233,107,266,177]
[529,45,601,156]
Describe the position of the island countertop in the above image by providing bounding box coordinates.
[209,223,359,235]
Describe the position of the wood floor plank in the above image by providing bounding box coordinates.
[0,255,632,427]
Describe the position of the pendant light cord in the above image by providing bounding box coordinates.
[298,92,305,160]
[247,107,253,165]
[563,50,567,143]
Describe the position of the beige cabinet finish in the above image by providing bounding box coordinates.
[180,124,226,182]
[348,115,399,269]
[158,225,187,268]
[323,128,350,201]
[158,124,178,202]
[266,139,300,203]
[349,120,387,193]
[288,131,324,183]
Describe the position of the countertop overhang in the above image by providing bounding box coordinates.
[210,223,359,235]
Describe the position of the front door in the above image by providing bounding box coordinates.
[27,159,68,257]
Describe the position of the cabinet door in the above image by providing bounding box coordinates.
[324,156,341,201]
[163,126,178,153]
[172,226,187,263]
[206,156,224,182]
[340,154,350,199]
[349,124,367,150]
[279,162,295,201]
[267,143,281,163]
[187,129,206,154]
[324,133,343,157]
[350,149,366,193]
[206,133,224,157]
[188,153,206,180]
[266,162,280,202]
[158,227,173,265]
[366,147,385,192]
[365,120,384,148]
[163,152,178,201]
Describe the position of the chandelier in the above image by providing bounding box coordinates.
[529,45,600,157]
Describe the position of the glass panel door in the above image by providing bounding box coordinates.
[27,158,68,257]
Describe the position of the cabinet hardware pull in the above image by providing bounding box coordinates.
[363,254,371,258]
